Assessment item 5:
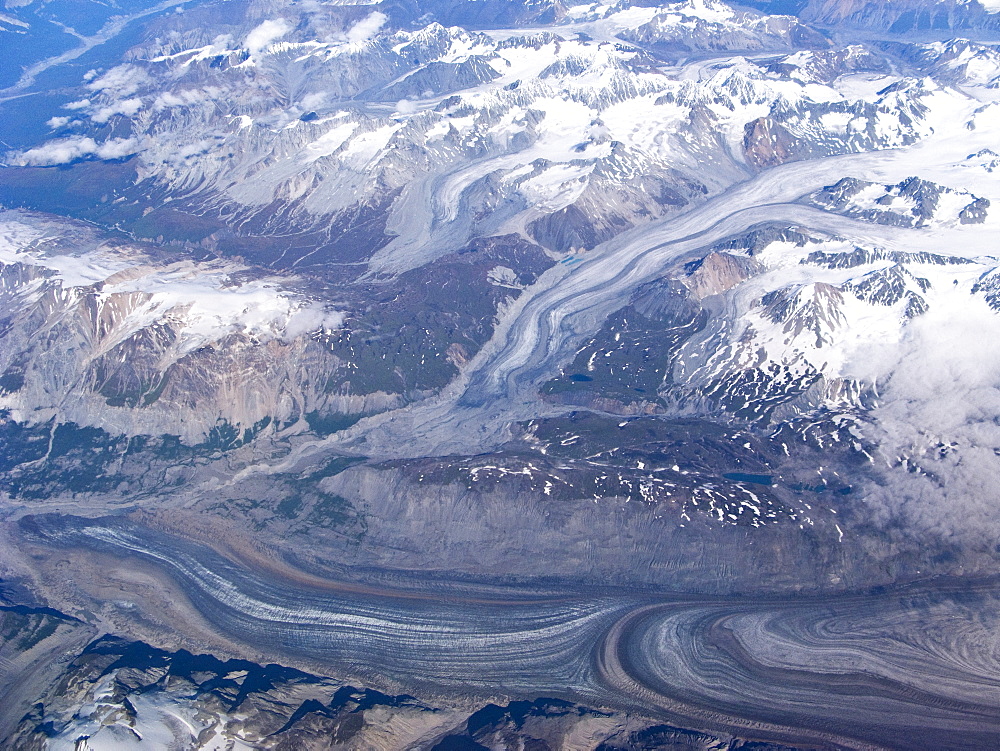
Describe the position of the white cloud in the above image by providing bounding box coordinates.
[245,18,292,55]
[153,91,187,109]
[46,116,71,129]
[847,289,1000,541]
[299,91,326,111]
[153,88,217,111]
[86,64,150,97]
[346,11,386,44]
[91,97,143,123]
[95,138,141,160]
[283,306,346,340]
[15,138,99,166]
[14,136,140,166]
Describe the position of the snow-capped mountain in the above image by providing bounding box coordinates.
[540,110,1000,543]
[7,1,1000,749]
[811,175,990,226]
[0,0,997,529]
[3,0,931,278]
[0,0,958,445]
[748,0,1000,33]
[0,210,356,441]
[887,37,1000,86]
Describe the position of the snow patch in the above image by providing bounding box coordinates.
[0,217,344,353]
[303,121,358,161]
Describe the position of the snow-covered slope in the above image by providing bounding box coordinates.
[0,0,995,470]
[811,175,990,226]
[889,38,1000,87]
[537,97,1000,537]
[0,210,356,441]
[0,0,990,452]
[3,1,935,278]
[8,2,1000,748]
[748,0,1000,33]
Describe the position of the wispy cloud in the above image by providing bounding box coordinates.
[91,97,143,123]
[346,11,386,44]
[245,18,292,55]
[13,137,140,166]
[86,64,151,97]
[847,289,1000,540]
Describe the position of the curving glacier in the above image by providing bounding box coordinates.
[6,1,1000,749]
